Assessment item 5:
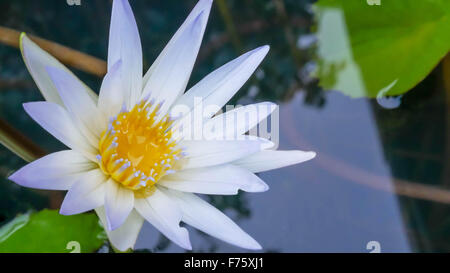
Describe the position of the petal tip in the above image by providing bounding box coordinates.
[250,243,263,250]
[260,181,269,192]
[19,32,29,51]
[259,45,270,54]
[60,197,81,216]
[19,32,27,44]
[7,171,21,185]
[22,102,34,113]
[245,178,269,193]
[59,205,73,216]
[196,0,213,11]
[8,171,17,180]
[22,101,47,116]
[241,236,263,250]
[307,151,317,160]
[177,227,193,250]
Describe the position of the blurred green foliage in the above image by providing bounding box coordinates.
[0,209,105,253]
[314,0,450,98]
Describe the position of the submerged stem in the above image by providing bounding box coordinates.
[0,26,107,77]
[0,118,45,162]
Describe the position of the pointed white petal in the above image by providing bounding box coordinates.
[172,46,269,126]
[60,169,107,215]
[180,139,269,169]
[204,102,277,139]
[46,66,106,142]
[98,60,125,118]
[162,188,262,250]
[23,102,98,161]
[108,0,143,109]
[234,150,316,173]
[104,179,135,231]
[96,207,144,251]
[134,188,191,250]
[143,0,212,86]
[141,10,210,116]
[9,150,95,190]
[20,34,98,105]
[159,164,268,195]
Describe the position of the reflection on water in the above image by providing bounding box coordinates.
[315,7,367,97]
[0,0,449,252]
[137,90,412,252]
[376,94,402,110]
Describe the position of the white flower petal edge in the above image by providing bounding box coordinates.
[141,10,210,117]
[234,150,317,173]
[108,0,143,109]
[104,179,135,230]
[98,60,125,118]
[143,0,212,87]
[60,169,107,215]
[159,164,268,195]
[23,102,98,161]
[9,150,95,190]
[46,66,106,143]
[181,139,270,169]
[173,45,270,128]
[134,188,192,250]
[20,34,98,105]
[162,188,262,250]
[204,102,277,139]
[96,207,144,252]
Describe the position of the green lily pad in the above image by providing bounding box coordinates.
[0,209,106,253]
[314,0,450,98]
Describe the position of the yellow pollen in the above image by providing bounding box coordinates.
[97,100,182,198]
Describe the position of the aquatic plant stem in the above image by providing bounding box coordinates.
[0,118,45,162]
[0,26,107,77]
[0,119,64,209]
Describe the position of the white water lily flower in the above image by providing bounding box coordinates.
[9,0,315,251]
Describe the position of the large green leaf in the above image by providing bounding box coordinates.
[0,209,106,253]
[314,0,450,98]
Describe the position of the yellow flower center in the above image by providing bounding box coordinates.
[97,100,182,198]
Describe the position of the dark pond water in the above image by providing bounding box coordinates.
[0,0,448,252]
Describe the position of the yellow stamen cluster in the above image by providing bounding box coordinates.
[97,100,182,197]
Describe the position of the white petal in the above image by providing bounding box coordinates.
[60,169,107,215]
[20,33,98,105]
[180,139,269,169]
[204,102,277,139]
[134,188,191,250]
[104,179,135,231]
[108,0,143,109]
[143,0,212,86]
[9,150,94,190]
[162,188,262,250]
[172,46,269,126]
[46,66,106,142]
[98,60,125,118]
[96,207,144,252]
[23,102,98,161]
[234,150,316,173]
[159,164,268,195]
[141,10,210,116]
